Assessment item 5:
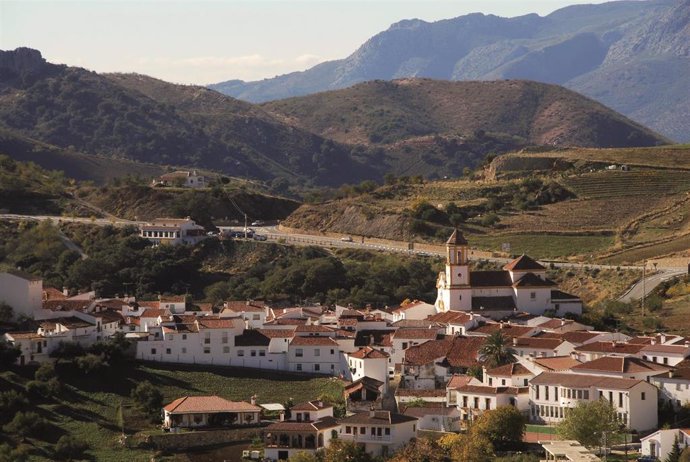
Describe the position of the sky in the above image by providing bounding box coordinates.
[0,0,611,85]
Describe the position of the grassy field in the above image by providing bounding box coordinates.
[470,233,615,260]
[0,363,344,462]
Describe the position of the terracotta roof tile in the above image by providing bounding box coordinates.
[446,374,473,389]
[446,229,468,246]
[575,341,645,354]
[349,346,389,359]
[531,356,582,371]
[572,356,670,374]
[340,411,418,426]
[164,396,260,414]
[531,372,646,390]
[513,273,557,288]
[427,311,474,324]
[393,328,440,340]
[471,296,516,311]
[257,329,295,338]
[290,336,339,346]
[486,362,533,377]
[405,336,484,368]
[470,271,513,287]
[291,400,332,411]
[503,255,545,272]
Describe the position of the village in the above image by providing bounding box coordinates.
[2,228,689,462]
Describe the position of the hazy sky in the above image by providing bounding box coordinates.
[1,0,611,85]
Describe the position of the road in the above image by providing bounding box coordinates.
[3,213,687,301]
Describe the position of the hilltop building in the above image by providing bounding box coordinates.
[434,230,582,318]
[139,218,206,246]
[153,170,207,188]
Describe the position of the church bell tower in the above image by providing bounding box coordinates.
[435,229,472,312]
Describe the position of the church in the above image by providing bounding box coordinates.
[434,230,582,319]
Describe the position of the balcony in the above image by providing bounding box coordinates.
[354,433,391,442]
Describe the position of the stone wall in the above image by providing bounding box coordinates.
[143,426,265,451]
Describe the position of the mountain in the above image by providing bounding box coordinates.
[262,79,666,149]
[210,0,690,142]
[0,48,372,186]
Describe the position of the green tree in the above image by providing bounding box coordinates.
[0,443,29,462]
[288,451,320,462]
[3,411,46,438]
[131,381,163,418]
[0,391,28,424]
[472,406,526,451]
[666,434,683,462]
[322,439,372,462]
[556,399,620,449]
[34,361,57,382]
[478,331,517,368]
[0,340,20,368]
[388,437,446,462]
[0,303,13,322]
[54,435,89,461]
[449,433,494,462]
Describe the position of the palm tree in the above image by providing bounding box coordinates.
[478,331,517,368]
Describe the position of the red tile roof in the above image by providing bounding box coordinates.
[513,273,556,288]
[291,400,332,411]
[427,311,474,324]
[295,325,334,333]
[405,336,485,368]
[393,300,434,313]
[470,323,533,338]
[486,362,533,377]
[141,308,170,318]
[197,318,238,329]
[349,346,389,359]
[503,255,545,272]
[164,396,260,414]
[290,336,339,346]
[531,356,582,371]
[446,229,468,246]
[641,344,690,354]
[224,300,266,312]
[469,271,513,287]
[513,337,565,350]
[572,356,670,374]
[575,341,646,354]
[43,287,67,301]
[393,328,439,340]
[257,329,295,338]
[446,374,474,390]
[531,372,646,390]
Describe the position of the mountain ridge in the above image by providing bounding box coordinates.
[209,0,689,141]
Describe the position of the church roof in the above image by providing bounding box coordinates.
[471,296,516,311]
[446,229,468,246]
[513,273,557,288]
[503,255,546,272]
[469,271,513,287]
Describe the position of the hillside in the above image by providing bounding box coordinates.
[211,0,690,142]
[282,145,690,263]
[0,48,371,186]
[263,79,666,149]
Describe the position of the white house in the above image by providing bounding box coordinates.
[569,356,671,381]
[455,384,530,423]
[641,429,690,461]
[0,270,43,319]
[139,218,207,246]
[162,395,261,429]
[392,301,436,322]
[401,404,462,432]
[651,367,690,410]
[529,372,658,432]
[339,411,418,458]
[434,230,582,318]
[264,401,340,461]
[484,362,534,388]
[347,346,389,388]
[427,311,484,336]
[222,301,269,329]
[512,337,575,358]
[389,328,441,366]
[573,341,646,362]
[155,170,207,188]
[640,343,690,367]
[3,331,53,365]
[287,336,341,375]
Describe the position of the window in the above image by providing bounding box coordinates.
[168,334,173,340]
[535,386,540,400]
[151,348,157,355]
[330,349,335,355]
[402,342,408,350]
[488,378,493,386]
[459,294,462,300]
[204,335,210,344]
[530,292,536,300]
[222,336,228,344]
[664,357,669,365]
[223,346,230,353]
[485,398,491,409]
[251,350,256,357]
[204,347,210,354]
[315,349,320,357]
[252,314,260,320]
[296,364,302,371]
[545,386,549,400]
[182,334,187,340]
[360,427,366,435]
[165,348,171,354]
[641,392,646,401]
[296,348,303,357]
[501,379,506,386]
[345,426,351,434]
[238,350,244,357]
[315,364,320,372]
[182,347,187,354]
[385,428,390,436]
[259,350,266,357]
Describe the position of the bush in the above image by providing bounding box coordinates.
[34,362,57,382]
[26,378,61,399]
[0,390,28,424]
[480,213,500,227]
[645,294,664,312]
[131,381,163,418]
[3,411,46,438]
[76,354,106,375]
[0,443,29,462]
[54,435,89,461]
[0,340,20,368]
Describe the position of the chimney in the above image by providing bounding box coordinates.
[63,287,69,296]
[651,338,657,345]
[500,322,505,329]
[561,319,566,326]
[660,334,666,344]
[512,337,518,346]
[250,394,257,405]
[279,411,285,422]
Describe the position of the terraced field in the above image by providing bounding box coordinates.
[564,170,690,199]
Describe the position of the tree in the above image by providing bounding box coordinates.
[556,399,620,449]
[472,406,526,451]
[34,362,57,382]
[3,411,46,438]
[666,434,683,462]
[76,353,106,375]
[131,381,163,418]
[0,340,20,368]
[26,379,61,399]
[54,435,89,461]
[478,331,517,368]
[0,303,13,322]
[0,443,29,462]
[288,451,320,462]
[449,433,494,462]
[322,439,372,462]
[0,391,28,424]
[388,437,446,462]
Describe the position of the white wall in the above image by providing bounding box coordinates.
[0,273,42,319]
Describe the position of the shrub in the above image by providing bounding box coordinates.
[480,213,500,227]
[26,378,61,399]
[3,411,46,438]
[0,390,28,424]
[131,381,163,418]
[76,354,106,375]
[54,435,89,461]
[0,340,20,368]
[34,362,57,382]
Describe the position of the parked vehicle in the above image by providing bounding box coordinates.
[251,220,265,226]
[253,234,268,241]
[340,236,353,242]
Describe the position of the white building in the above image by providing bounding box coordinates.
[139,218,207,246]
[392,301,437,322]
[263,401,340,461]
[162,395,261,429]
[339,411,418,458]
[640,343,690,367]
[0,270,43,319]
[641,428,690,461]
[222,301,269,329]
[155,170,207,188]
[347,346,390,388]
[651,367,690,409]
[287,336,341,375]
[569,356,671,381]
[434,230,582,318]
[529,372,658,432]
[401,404,462,432]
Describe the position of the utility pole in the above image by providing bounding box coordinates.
[244,213,248,239]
